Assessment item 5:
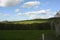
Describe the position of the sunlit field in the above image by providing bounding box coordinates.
[14,21,47,24]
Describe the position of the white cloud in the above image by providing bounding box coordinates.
[17,13,23,16]
[0,13,9,17]
[23,1,40,8]
[0,0,23,7]
[0,13,2,16]
[25,9,52,19]
[3,14,9,16]
[16,9,52,19]
[25,9,51,15]
[15,9,20,13]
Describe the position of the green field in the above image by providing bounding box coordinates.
[14,21,47,24]
[13,19,49,24]
[0,30,55,40]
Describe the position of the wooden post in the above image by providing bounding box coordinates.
[42,33,44,40]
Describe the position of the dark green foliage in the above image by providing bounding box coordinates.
[0,22,51,30]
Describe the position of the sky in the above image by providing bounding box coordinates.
[0,0,60,21]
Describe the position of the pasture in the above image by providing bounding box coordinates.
[0,30,55,40]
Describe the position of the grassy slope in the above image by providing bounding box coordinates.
[1,17,60,24]
[0,30,55,40]
[12,19,49,24]
[0,18,57,40]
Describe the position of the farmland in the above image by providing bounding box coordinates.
[0,30,55,40]
[0,18,59,40]
[0,19,51,30]
[13,19,48,24]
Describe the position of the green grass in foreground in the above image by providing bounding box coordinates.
[0,30,55,40]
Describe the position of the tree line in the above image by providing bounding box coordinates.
[0,22,52,30]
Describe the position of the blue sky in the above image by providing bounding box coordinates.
[0,0,60,21]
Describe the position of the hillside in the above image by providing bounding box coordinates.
[11,19,49,24]
[0,19,51,30]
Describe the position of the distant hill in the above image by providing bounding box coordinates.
[0,18,51,30]
[0,11,60,30]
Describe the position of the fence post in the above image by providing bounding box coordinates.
[42,33,44,40]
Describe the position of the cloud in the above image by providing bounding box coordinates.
[3,14,9,16]
[17,9,52,19]
[17,13,23,16]
[25,9,51,15]
[0,13,9,17]
[23,1,40,8]
[15,9,20,13]
[0,0,23,7]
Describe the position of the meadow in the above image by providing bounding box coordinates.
[0,30,55,40]
[0,18,58,40]
[0,19,51,30]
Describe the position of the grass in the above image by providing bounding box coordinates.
[0,30,55,40]
[14,20,48,24]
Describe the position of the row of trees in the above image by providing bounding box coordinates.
[0,22,51,30]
